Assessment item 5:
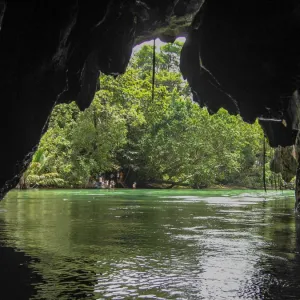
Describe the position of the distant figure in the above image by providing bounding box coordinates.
[132,182,137,189]
[105,180,109,189]
[98,176,103,188]
[110,180,115,190]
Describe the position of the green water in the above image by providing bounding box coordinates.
[0,189,299,299]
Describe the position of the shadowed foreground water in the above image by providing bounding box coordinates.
[0,189,300,299]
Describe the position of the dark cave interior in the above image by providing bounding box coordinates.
[1,0,300,198]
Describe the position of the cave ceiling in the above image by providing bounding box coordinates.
[0,0,300,198]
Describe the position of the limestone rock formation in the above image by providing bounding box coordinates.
[0,0,202,198]
[270,146,297,183]
[180,0,300,147]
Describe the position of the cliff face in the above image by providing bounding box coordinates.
[1,0,300,198]
[270,146,297,183]
[181,0,300,147]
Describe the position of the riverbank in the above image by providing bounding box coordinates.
[15,183,295,192]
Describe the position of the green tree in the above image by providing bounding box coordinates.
[25,41,271,189]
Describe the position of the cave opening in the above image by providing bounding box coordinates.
[2,1,300,298]
[14,38,292,193]
[1,0,300,201]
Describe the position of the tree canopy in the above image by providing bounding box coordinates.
[24,40,279,189]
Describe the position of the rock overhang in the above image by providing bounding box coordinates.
[0,0,299,198]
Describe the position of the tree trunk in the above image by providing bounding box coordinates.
[296,137,300,211]
[296,163,300,211]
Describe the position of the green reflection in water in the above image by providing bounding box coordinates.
[0,189,297,299]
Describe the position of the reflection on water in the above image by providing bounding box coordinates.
[0,221,42,299]
[0,189,300,299]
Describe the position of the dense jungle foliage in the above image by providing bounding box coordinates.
[23,41,282,189]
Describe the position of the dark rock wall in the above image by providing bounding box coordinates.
[0,0,202,198]
[270,146,297,183]
[181,0,300,146]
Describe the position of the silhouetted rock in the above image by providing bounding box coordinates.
[1,0,300,198]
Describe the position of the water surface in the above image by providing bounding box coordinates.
[0,189,299,299]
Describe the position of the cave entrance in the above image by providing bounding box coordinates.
[17,39,291,191]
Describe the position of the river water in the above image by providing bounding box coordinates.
[0,189,299,299]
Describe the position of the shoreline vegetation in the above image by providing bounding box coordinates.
[14,184,295,192]
[20,41,292,191]
[16,184,295,191]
